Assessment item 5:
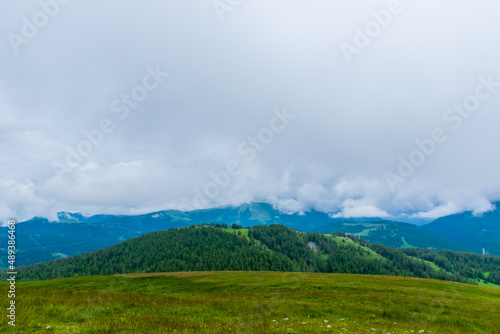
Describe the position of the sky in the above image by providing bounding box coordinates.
[1,0,500,223]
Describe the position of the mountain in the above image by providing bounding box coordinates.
[4,202,494,269]
[5,224,500,287]
[0,210,196,268]
[0,204,288,268]
[314,220,467,251]
[184,202,345,230]
[423,202,500,255]
[0,202,335,268]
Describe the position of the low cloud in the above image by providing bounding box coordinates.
[331,199,390,219]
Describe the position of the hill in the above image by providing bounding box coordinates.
[1,271,499,333]
[423,202,500,255]
[5,224,500,287]
[0,213,194,268]
[1,203,481,268]
[313,219,466,251]
[0,203,289,267]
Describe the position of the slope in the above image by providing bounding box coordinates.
[2,272,499,333]
[5,224,500,287]
[314,219,467,251]
[2,203,474,268]
[423,202,500,255]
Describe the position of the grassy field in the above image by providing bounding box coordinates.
[1,271,499,333]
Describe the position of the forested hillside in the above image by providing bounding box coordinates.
[5,224,499,286]
[5,202,499,269]
[423,203,500,255]
[0,214,193,268]
[401,248,500,285]
[314,219,465,251]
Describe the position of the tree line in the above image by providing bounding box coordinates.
[2,224,499,285]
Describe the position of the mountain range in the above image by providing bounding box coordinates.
[6,224,500,287]
[1,202,499,268]
[424,206,500,255]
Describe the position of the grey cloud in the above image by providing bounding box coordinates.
[1,0,500,223]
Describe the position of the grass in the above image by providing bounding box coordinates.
[331,236,356,245]
[476,278,500,288]
[401,237,417,248]
[1,271,499,333]
[406,255,442,272]
[222,228,250,238]
[404,256,500,289]
[328,235,384,260]
[344,223,381,237]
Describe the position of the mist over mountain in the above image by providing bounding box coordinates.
[423,202,500,255]
[2,202,499,269]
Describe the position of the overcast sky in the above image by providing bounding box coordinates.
[1,0,500,223]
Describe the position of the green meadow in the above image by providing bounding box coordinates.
[1,271,499,333]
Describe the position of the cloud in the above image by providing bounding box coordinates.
[331,199,389,219]
[269,198,307,215]
[1,0,500,223]
[412,202,462,220]
[412,195,496,219]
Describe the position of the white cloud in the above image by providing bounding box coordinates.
[412,195,496,219]
[412,202,462,219]
[269,198,306,215]
[331,199,389,219]
[1,0,500,223]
